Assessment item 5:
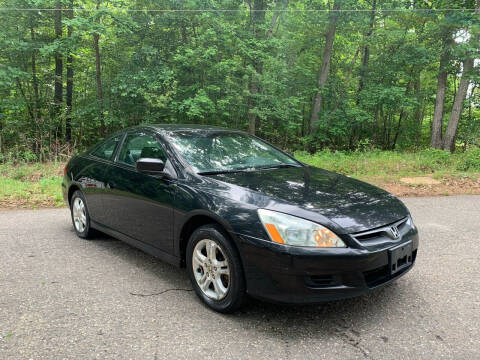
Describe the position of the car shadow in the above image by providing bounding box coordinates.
[87,231,191,289]
[86,230,416,344]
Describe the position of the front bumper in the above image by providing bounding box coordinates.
[236,228,419,304]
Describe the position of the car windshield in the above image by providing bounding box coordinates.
[167,131,300,173]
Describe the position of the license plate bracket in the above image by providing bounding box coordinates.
[388,241,413,275]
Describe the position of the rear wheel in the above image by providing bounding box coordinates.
[70,190,94,239]
[186,224,245,313]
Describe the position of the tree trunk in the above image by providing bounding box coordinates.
[391,110,407,150]
[30,26,40,155]
[464,84,476,151]
[309,0,340,134]
[53,2,63,139]
[441,1,479,152]
[430,32,452,149]
[357,0,376,102]
[413,73,423,146]
[93,0,105,137]
[65,3,74,143]
[329,46,360,118]
[247,0,266,135]
[442,57,474,152]
[344,47,360,87]
[266,0,287,38]
[391,78,413,149]
[181,24,187,43]
[267,12,280,38]
[30,28,39,122]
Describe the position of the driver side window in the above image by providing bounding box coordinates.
[118,132,166,167]
[91,135,121,161]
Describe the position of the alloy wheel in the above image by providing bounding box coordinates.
[72,197,87,233]
[192,239,230,300]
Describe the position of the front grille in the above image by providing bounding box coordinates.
[352,217,411,246]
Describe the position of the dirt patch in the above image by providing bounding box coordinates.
[400,176,441,185]
[0,196,63,210]
[368,175,480,197]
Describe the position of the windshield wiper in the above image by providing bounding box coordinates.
[197,168,251,175]
[257,164,302,170]
[198,164,301,175]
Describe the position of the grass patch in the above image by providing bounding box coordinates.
[0,162,64,209]
[295,148,480,179]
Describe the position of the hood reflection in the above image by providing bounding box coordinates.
[201,166,408,233]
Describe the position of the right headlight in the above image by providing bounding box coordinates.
[257,209,346,248]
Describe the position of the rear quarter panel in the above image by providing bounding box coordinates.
[65,155,109,223]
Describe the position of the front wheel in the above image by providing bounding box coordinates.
[186,224,245,313]
[70,190,94,239]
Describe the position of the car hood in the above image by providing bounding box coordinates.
[204,166,408,233]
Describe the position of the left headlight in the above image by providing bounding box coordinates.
[257,209,346,248]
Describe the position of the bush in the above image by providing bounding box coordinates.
[456,148,480,171]
[414,148,452,172]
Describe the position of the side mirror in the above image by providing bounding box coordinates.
[136,158,166,176]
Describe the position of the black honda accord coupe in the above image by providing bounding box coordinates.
[62,124,418,312]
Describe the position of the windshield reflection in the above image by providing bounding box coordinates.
[167,131,300,173]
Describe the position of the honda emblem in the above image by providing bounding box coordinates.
[390,226,400,239]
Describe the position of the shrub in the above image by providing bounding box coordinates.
[417,148,452,171]
[456,148,480,171]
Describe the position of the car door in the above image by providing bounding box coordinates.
[102,131,175,253]
[80,134,123,224]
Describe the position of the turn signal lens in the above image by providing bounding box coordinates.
[258,209,346,248]
[264,223,285,244]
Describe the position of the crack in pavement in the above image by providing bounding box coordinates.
[129,288,193,297]
[334,320,374,359]
[335,329,373,359]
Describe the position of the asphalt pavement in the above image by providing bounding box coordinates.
[1,195,479,359]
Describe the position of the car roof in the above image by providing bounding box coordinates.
[127,124,244,134]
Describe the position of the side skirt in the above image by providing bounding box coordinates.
[91,220,181,267]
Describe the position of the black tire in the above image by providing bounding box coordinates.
[70,190,94,239]
[186,224,246,313]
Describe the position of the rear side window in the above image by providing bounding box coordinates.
[91,135,121,160]
[118,132,166,166]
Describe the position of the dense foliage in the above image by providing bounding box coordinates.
[0,0,479,162]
